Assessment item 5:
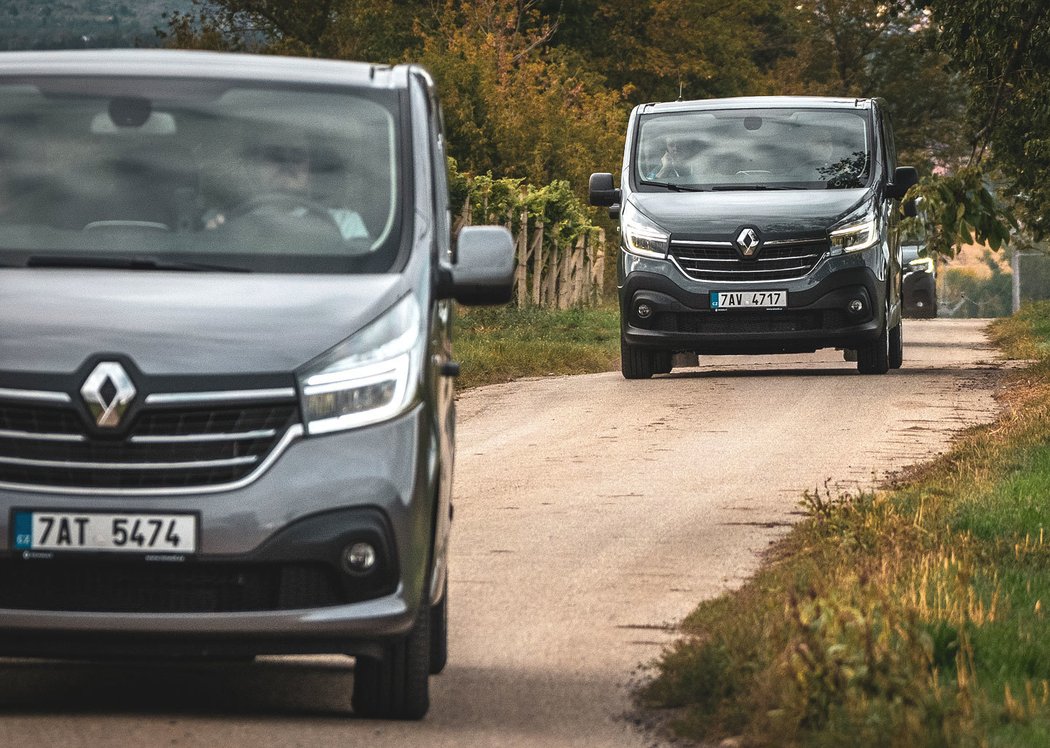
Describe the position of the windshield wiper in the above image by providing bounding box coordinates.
[639,180,707,192]
[710,184,794,191]
[24,255,251,272]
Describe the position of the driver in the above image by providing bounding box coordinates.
[203,138,369,242]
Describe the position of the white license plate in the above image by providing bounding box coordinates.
[13,511,197,554]
[711,290,787,309]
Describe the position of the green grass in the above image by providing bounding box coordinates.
[453,304,620,389]
[639,301,1050,746]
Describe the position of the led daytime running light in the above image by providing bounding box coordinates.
[830,215,878,254]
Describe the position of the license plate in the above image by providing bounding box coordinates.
[711,290,787,310]
[13,511,197,554]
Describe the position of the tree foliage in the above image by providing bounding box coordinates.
[929,0,1050,240]
[904,167,1013,258]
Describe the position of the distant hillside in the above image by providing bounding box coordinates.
[0,0,196,51]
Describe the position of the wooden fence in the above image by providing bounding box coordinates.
[451,182,606,308]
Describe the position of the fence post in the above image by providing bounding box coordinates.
[544,238,559,307]
[571,235,585,307]
[515,205,528,307]
[557,236,573,309]
[581,233,592,303]
[593,228,606,299]
[531,220,544,306]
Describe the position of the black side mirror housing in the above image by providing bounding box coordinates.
[886,166,919,200]
[902,198,918,218]
[589,172,621,207]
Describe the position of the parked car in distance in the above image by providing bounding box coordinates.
[902,240,938,318]
[0,49,515,720]
[589,96,918,378]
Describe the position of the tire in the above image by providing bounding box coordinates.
[857,303,890,375]
[352,602,431,720]
[620,338,672,379]
[888,317,903,369]
[429,578,448,675]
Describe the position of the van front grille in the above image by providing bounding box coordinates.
[670,238,829,282]
[0,399,299,491]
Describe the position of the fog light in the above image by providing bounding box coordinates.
[636,303,653,319]
[342,542,377,574]
[848,299,865,314]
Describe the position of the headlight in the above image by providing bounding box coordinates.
[297,294,423,435]
[829,213,878,254]
[908,256,934,274]
[622,201,670,258]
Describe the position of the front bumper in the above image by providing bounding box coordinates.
[621,260,886,355]
[0,405,436,657]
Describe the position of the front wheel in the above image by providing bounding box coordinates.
[621,338,672,379]
[888,317,903,369]
[857,306,890,375]
[429,578,448,675]
[352,602,431,720]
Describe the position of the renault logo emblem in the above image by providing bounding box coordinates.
[735,227,761,257]
[80,362,136,428]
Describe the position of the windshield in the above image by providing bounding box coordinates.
[0,76,405,273]
[634,107,871,191]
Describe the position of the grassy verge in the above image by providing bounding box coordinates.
[453,304,620,390]
[641,301,1050,747]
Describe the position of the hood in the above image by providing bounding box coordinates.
[0,269,406,374]
[631,188,869,238]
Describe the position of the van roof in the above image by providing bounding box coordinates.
[640,95,873,114]
[0,49,411,90]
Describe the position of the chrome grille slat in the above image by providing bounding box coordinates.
[130,428,278,444]
[0,428,85,443]
[0,388,70,404]
[685,264,812,276]
[0,454,258,471]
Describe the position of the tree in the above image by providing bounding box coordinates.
[928,0,1050,240]
[538,0,796,103]
[415,0,625,187]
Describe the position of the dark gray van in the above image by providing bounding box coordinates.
[0,50,514,719]
[589,96,918,378]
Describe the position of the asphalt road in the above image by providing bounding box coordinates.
[0,318,1002,747]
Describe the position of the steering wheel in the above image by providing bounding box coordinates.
[230,192,341,234]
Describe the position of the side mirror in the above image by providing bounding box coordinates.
[589,172,621,207]
[902,198,918,218]
[886,166,919,200]
[443,225,515,305]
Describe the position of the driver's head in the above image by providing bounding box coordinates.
[250,137,310,193]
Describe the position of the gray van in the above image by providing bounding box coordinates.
[0,49,514,719]
[589,96,918,378]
